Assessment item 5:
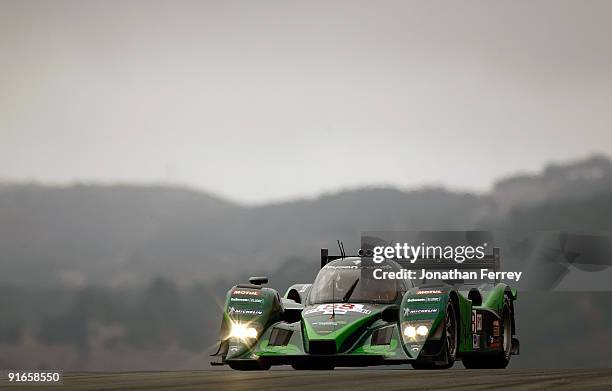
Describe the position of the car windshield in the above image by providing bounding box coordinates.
[308,264,401,304]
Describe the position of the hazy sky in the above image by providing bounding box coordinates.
[1,1,611,203]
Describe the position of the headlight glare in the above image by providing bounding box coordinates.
[230,323,258,340]
[403,325,416,338]
[416,325,429,336]
[401,320,433,343]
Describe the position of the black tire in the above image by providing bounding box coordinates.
[228,360,271,371]
[291,363,335,370]
[411,300,457,370]
[462,297,513,369]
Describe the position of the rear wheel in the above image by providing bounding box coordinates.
[462,297,513,369]
[411,300,457,370]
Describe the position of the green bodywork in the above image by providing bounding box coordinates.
[216,262,517,367]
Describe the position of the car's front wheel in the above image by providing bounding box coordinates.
[411,300,457,370]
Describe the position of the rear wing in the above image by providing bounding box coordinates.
[320,248,346,268]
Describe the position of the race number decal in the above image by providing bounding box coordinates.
[304,303,372,315]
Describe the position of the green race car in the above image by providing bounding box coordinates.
[211,248,519,370]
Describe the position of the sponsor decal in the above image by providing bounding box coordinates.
[228,306,263,316]
[230,297,264,304]
[476,313,483,332]
[312,321,345,326]
[304,303,372,315]
[473,334,480,349]
[493,320,500,337]
[416,290,443,295]
[403,307,438,316]
[406,297,441,303]
[323,265,359,270]
[471,310,476,333]
[232,289,260,296]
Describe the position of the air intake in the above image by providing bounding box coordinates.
[269,328,292,346]
[371,326,393,345]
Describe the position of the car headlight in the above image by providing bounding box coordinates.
[401,320,433,343]
[230,323,258,340]
[404,325,417,338]
[416,325,429,336]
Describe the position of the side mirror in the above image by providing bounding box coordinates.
[282,299,304,323]
[381,307,399,323]
[249,276,268,286]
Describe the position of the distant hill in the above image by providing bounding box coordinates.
[0,185,239,286]
[1,155,610,286]
[493,154,612,212]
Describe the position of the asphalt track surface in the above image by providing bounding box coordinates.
[15,369,612,390]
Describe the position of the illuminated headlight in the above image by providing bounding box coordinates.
[403,326,416,338]
[401,320,433,343]
[416,325,429,336]
[230,323,258,340]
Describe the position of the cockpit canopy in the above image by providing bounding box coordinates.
[308,257,410,305]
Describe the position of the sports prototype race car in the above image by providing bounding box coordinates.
[211,248,519,370]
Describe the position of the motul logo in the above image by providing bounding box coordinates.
[416,290,443,295]
[232,289,259,296]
